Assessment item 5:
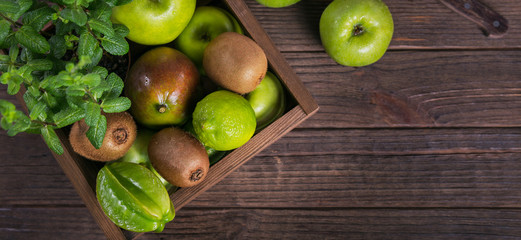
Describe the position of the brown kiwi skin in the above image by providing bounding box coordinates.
[148,127,209,188]
[69,111,137,162]
[203,32,267,94]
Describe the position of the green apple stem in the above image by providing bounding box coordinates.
[201,32,211,42]
[353,24,364,36]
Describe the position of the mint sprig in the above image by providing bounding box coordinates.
[0,0,133,154]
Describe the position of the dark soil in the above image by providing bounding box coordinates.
[99,53,130,80]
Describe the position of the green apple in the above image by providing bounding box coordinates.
[246,71,286,131]
[111,0,196,45]
[255,0,301,8]
[117,129,172,189]
[319,0,394,67]
[174,6,243,72]
[124,47,200,128]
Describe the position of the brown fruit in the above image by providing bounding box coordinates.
[69,112,137,162]
[203,32,267,94]
[148,127,209,188]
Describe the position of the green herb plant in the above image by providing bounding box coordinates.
[0,0,133,155]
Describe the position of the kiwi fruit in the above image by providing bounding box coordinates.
[203,32,267,94]
[148,127,210,188]
[69,112,137,162]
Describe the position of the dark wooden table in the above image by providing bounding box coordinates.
[3,0,521,239]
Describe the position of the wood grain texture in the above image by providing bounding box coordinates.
[5,128,521,208]
[245,0,521,51]
[287,50,521,128]
[3,207,521,240]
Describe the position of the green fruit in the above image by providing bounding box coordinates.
[183,120,227,165]
[246,71,286,131]
[124,47,200,129]
[96,162,175,233]
[319,0,394,67]
[174,6,243,72]
[192,90,256,151]
[118,129,171,188]
[255,0,301,8]
[111,0,196,45]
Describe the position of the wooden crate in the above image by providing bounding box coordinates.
[13,0,318,239]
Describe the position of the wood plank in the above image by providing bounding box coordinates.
[0,207,105,240]
[189,152,521,208]
[262,128,521,156]
[150,208,521,240]
[246,0,521,51]
[5,127,521,207]
[0,131,83,205]
[285,50,521,128]
[3,207,521,240]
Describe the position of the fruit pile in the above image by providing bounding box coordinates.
[67,0,288,233]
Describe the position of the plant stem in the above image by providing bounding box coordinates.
[32,119,57,127]
[0,12,22,29]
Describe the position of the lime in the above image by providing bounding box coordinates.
[192,90,256,151]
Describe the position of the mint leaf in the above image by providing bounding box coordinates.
[7,74,23,95]
[0,0,19,14]
[84,101,101,127]
[0,20,11,46]
[41,125,64,155]
[0,54,9,62]
[21,6,54,31]
[104,72,124,99]
[23,89,38,109]
[53,107,85,128]
[113,24,129,37]
[7,112,30,136]
[66,95,85,109]
[79,73,101,87]
[101,97,130,113]
[77,0,95,7]
[55,20,77,35]
[49,35,67,59]
[85,45,103,69]
[0,99,15,114]
[15,25,51,54]
[89,0,112,22]
[11,0,32,20]
[20,47,37,62]
[91,66,108,79]
[9,45,18,62]
[101,35,128,56]
[88,18,114,37]
[60,7,87,26]
[91,80,110,100]
[42,92,58,109]
[77,32,98,58]
[29,101,47,121]
[86,114,106,149]
[66,85,86,96]
[27,59,53,71]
